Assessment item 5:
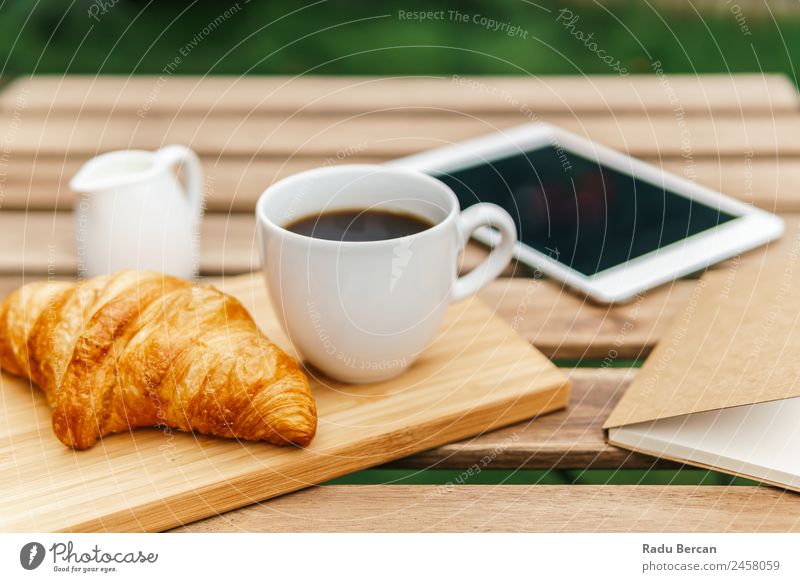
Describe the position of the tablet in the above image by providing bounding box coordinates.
[388,123,784,303]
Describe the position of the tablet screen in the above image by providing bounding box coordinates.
[432,146,737,276]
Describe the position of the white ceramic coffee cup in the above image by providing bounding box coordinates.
[256,164,517,383]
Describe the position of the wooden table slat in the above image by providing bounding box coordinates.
[2,157,798,213]
[3,114,800,159]
[0,211,504,278]
[4,74,796,115]
[177,484,800,532]
[2,211,797,276]
[396,368,665,470]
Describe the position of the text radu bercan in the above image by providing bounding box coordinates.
[643,543,717,554]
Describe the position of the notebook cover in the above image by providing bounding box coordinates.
[604,259,800,431]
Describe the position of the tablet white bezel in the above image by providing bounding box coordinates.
[388,123,784,303]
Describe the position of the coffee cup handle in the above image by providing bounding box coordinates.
[156,145,204,223]
[451,203,518,302]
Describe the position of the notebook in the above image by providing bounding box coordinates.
[604,260,800,491]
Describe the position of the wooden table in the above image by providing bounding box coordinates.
[3,74,800,532]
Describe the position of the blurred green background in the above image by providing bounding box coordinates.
[2,0,788,488]
[0,0,797,83]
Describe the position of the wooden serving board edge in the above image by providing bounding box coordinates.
[64,377,570,532]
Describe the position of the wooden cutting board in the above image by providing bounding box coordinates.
[0,274,570,532]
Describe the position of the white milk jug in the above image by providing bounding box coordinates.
[69,145,203,280]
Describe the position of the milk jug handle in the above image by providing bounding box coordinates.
[156,145,203,222]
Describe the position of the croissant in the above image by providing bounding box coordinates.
[0,271,317,450]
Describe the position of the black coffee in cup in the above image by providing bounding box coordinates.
[285,208,433,242]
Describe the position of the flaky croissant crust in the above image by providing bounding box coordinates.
[0,271,317,449]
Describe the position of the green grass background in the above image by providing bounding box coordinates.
[1,0,798,82]
[2,0,790,486]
